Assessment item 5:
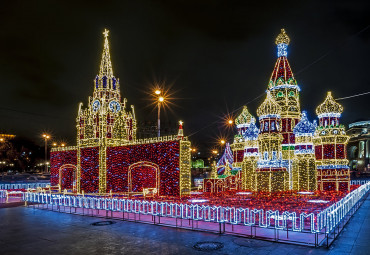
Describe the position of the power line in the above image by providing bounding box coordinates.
[336,91,370,101]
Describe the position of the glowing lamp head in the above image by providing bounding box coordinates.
[228,119,233,125]
[42,134,50,139]
[158,96,164,102]
[155,89,161,95]
[220,139,226,145]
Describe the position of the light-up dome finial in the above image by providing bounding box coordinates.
[275,29,290,45]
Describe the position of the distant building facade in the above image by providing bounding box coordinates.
[347,121,370,175]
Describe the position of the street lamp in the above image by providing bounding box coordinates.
[155,90,165,137]
[42,134,50,173]
[220,139,226,145]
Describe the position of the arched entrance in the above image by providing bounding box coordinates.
[59,164,77,192]
[128,161,160,193]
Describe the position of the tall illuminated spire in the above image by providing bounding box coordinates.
[268,29,297,88]
[99,28,114,78]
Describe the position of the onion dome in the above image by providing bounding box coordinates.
[293,111,316,135]
[243,122,259,140]
[275,29,290,45]
[257,91,281,117]
[316,91,343,117]
[235,106,255,127]
[268,29,297,89]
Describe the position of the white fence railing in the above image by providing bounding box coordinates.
[22,181,370,234]
[0,183,50,190]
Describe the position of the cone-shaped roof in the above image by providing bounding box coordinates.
[257,91,281,117]
[216,143,233,166]
[99,29,114,78]
[268,29,297,89]
[316,92,343,116]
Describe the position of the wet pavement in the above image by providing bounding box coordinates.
[0,196,369,255]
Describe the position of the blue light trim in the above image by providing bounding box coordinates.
[269,84,301,92]
[318,113,341,118]
[293,111,316,135]
[277,43,288,57]
[259,114,280,120]
[243,122,259,140]
[317,165,349,169]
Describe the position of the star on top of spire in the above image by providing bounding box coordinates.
[99,28,113,78]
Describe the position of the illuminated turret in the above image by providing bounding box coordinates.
[231,106,256,168]
[292,112,317,191]
[268,29,301,171]
[76,29,137,193]
[313,92,350,191]
[254,91,289,192]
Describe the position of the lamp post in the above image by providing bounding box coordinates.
[42,134,50,173]
[155,89,164,137]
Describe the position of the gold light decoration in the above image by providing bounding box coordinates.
[275,28,290,45]
[257,91,281,117]
[235,106,254,126]
[316,91,343,116]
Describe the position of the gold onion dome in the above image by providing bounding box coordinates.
[275,28,290,45]
[257,91,281,117]
[316,91,344,116]
[235,106,255,125]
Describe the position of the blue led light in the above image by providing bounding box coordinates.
[277,43,288,57]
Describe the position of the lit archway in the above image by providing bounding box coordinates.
[128,161,160,193]
[59,164,77,191]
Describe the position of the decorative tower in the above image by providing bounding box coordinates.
[177,120,184,139]
[242,121,259,190]
[292,111,317,191]
[268,29,301,184]
[255,91,289,192]
[76,29,137,193]
[313,92,350,192]
[216,143,234,177]
[231,106,255,169]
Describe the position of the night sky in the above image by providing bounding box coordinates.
[0,0,369,151]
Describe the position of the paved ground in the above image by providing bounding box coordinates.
[0,196,369,255]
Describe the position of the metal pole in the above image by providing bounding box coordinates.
[44,138,48,173]
[157,102,161,137]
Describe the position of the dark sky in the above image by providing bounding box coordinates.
[0,0,369,151]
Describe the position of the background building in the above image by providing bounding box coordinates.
[347,120,370,177]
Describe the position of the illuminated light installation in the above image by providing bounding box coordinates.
[216,142,234,176]
[292,111,317,191]
[242,121,259,190]
[231,29,351,192]
[203,143,242,193]
[254,91,289,192]
[268,29,301,188]
[313,92,350,192]
[23,181,370,236]
[50,29,191,196]
[231,106,255,168]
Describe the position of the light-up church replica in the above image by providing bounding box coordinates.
[205,29,350,193]
[50,29,191,196]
